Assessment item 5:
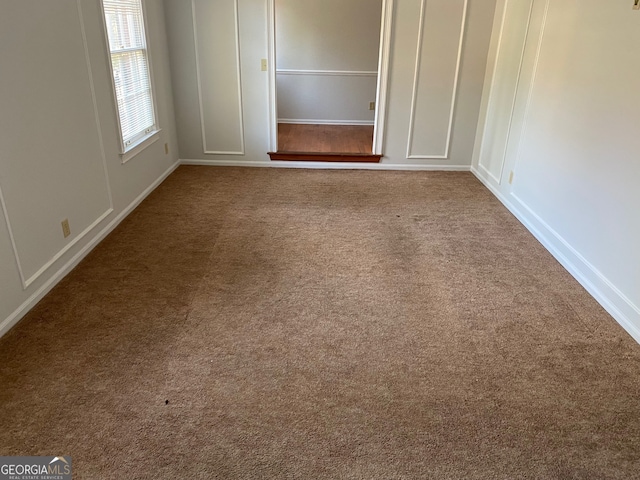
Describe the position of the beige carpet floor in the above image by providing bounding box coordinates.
[1,166,639,479]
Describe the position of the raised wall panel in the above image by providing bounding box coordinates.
[192,0,245,155]
[0,0,112,287]
[477,0,534,183]
[407,0,467,159]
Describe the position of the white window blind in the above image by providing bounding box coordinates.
[103,0,156,151]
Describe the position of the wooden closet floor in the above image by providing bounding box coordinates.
[277,124,374,154]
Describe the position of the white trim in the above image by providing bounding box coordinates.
[0,160,181,339]
[23,1,117,289]
[1,1,117,290]
[373,0,394,156]
[100,0,159,157]
[77,0,113,212]
[277,119,374,126]
[120,0,162,163]
[0,183,25,287]
[506,0,550,188]
[475,0,534,186]
[471,0,505,181]
[267,0,278,152]
[99,0,125,153]
[471,166,640,345]
[267,0,393,157]
[276,69,378,77]
[191,0,205,152]
[181,159,471,171]
[141,0,160,138]
[477,163,501,185]
[406,0,467,160]
[120,129,161,164]
[493,0,533,185]
[407,0,428,156]
[78,0,114,212]
[24,208,114,288]
[474,0,510,185]
[468,0,640,345]
[192,0,245,156]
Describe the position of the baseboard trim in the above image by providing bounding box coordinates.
[0,160,181,339]
[181,159,472,171]
[278,119,375,126]
[471,166,640,345]
[276,69,378,77]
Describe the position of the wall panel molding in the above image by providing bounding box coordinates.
[471,1,640,340]
[0,160,180,338]
[373,0,394,156]
[21,0,116,288]
[192,0,245,155]
[474,0,640,345]
[476,0,534,186]
[276,69,378,77]
[0,186,24,287]
[0,0,114,289]
[267,0,278,151]
[406,0,467,159]
[277,119,374,126]
[507,0,550,183]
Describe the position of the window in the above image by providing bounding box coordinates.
[102,0,158,160]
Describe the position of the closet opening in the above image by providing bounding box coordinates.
[267,0,393,163]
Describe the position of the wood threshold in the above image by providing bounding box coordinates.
[268,152,382,163]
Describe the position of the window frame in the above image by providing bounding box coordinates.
[100,0,161,163]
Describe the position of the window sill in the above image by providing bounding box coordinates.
[120,129,162,164]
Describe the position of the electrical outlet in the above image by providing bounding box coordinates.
[61,219,71,238]
[369,102,376,111]
[164,143,169,155]
[261,59,268,71]
[508,171,514,184]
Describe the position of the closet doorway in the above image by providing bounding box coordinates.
[267,0,393,162]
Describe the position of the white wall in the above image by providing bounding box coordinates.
[276,74,378,125]
[473,0,640,341]
[275,0,381,125]
[0,0,179,336]
[168,0,496,166]
[275,0,381,71]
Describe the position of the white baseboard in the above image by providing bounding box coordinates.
[278,119,375,126]
[0,160,181,339]
[181,158,472,171]
[276,69,378,77]
[471,166,640,345]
